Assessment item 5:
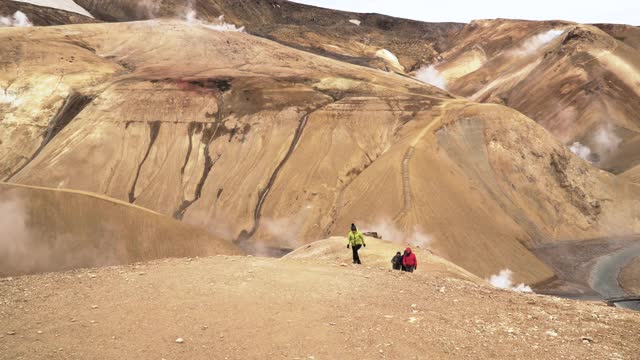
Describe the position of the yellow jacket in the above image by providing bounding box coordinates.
[347,230,366,246]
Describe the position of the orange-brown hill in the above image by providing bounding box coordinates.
[0,182,242,276]
[427,19,640,173]
[10,2,640,176]
[71,0,463,72]
[3,20,640,286]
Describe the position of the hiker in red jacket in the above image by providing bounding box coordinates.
[402,247,417,273]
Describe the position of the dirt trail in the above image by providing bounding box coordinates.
[0,181,161,215]
[395,100,462,220]
[1,254,639,360]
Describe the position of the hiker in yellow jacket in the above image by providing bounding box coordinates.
[347,223,366,264]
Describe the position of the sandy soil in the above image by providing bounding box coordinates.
[1,254,639,360]
[619,257,640,294]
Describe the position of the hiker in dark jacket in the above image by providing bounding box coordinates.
[391,251,403,270]
[402,247,417,273]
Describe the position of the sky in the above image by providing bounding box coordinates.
[291,0,640,25]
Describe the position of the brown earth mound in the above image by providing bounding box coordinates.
[0,182,242,276]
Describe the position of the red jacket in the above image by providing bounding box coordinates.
[403,247,417,268]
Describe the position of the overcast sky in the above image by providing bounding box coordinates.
[291,0,640,25]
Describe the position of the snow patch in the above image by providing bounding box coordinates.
[0,89,22,106]
[12,0,93,18]
[348,19,361,26]
[415,65,447,90]
[375,49,404,72]
[488,269,532,293]
[0,11,33,27]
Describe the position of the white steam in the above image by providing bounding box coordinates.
[569,142,593,162]
[569,124,622,164]
[359,217,433,248]
[514,29,565,56]
[0,196,120,276]
[183,2,244,32]
[488,269,532,293]
[593,123,622,157]
[0,11,33,27]
[142,0,160,19]
[415,65,447,90]
[260,205,315,251]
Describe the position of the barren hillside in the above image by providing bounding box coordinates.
[71,0,463,72]
[428,19,640,173]
[1,18,640,286]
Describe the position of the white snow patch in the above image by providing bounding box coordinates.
[12,0,93,18]
[569,142,592,161]
[415,65,447,90]
[375,49,404,72]
[0,11,33,27]
[488,269,532,293]
[0,89,22,106]
[348,19,361,26]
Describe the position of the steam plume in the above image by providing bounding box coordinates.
[593,123,621,158]
[360,217,433,248]
[0,11,33,27]
[514,29,564,55]
[415,65,447,90]
[488,269,532,293]
[183,2,244,32]
[569,142,593,162]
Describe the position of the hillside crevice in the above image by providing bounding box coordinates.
[235,100,335,248]
[5,93,93,181]
[128,121,161,203]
